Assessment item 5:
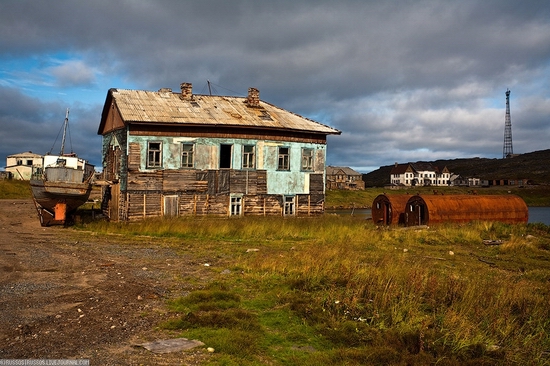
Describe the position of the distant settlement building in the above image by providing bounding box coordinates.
[326,166,365,190]
[97,83,341,221]
[5,151,43,180]
[390,162,450,187]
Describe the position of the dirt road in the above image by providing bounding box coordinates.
[0,200,212,365]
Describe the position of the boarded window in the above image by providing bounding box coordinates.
[164,195,178,217]
[278,147,290,170]
[242,145,255,169]
[147,142,162,168]
[301,148,314,171]
[181,143,194,168]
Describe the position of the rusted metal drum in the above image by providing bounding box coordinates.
[404,194,528,226]
[372,194,411,225]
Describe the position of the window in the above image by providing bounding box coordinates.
[278,147,290,170]
[16,159,22,165]
[147,142,162,168]
[220,144,232,168]
[26,160,33,166]
[301,148,314,171]
[242,145,255,169]
[284,196,295,216]
[230,196,242,216]
[181,143,194,168]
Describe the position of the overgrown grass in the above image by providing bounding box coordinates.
[79,216,550,365]
[0,179,32,199]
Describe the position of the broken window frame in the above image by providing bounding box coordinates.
[147,141,162,168]
[284,195,295,216]
[301,148,314,171]
[242,145,255,169]
[278,147,290,171]
[181,143,194,168]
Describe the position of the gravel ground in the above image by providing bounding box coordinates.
[0,200,213,365]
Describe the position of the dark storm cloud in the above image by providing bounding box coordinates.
[1,0,549,172]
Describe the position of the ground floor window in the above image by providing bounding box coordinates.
[230,196,243,216]
[284,195,295,216]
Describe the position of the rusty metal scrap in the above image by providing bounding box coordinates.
[404,194,528,226]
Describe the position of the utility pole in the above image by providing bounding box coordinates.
[503,89,513,159]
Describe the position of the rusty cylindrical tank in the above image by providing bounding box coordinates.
[404,194,528,226]
[372,194,411,225]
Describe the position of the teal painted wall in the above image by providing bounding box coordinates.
[125,135,326,195]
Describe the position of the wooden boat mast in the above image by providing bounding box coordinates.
[60,108,69,155]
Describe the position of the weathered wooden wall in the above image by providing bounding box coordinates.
[116,169,324,220]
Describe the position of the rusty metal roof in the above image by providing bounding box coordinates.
[105,88,341,135]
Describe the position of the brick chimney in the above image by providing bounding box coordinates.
[180,82,193,100]
[246,87,260,107]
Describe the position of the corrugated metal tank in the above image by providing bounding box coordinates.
[404,194,528,226]
[372,194,411,225]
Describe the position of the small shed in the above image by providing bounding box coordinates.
[404,194,528,226]
[371,194,411,225]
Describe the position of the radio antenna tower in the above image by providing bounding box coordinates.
[503,89,513,159]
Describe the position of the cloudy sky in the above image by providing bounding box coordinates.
[1,0,549,173]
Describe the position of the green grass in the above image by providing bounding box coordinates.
[0,179,32,199]
[79,216,550,365]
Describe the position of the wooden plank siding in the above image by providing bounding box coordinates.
[120,169,323,220]
[127,192,162,220]
[127,142,141,171]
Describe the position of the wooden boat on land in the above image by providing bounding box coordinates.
[30,109,94,226]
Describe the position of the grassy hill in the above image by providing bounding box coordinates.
[363,149,550,187]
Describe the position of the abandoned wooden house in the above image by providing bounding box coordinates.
[325,166,365,190]
[97,83,341,221]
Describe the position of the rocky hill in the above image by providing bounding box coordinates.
[362,149,550,187]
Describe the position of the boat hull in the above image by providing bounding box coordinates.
[30,179,92,226]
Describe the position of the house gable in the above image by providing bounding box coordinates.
[98,92,126,135]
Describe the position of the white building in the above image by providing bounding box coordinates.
[390,162,450,187]
[5,151,43,180]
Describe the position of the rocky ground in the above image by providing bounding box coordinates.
[0,199,214,365]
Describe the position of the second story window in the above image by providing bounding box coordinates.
[181,143,194,168]
[242,145,255,169]
[147,142,162,168]
[301,148,314,171]
[278,147,290,170]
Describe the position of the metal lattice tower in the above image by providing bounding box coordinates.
[503,89,513,159]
